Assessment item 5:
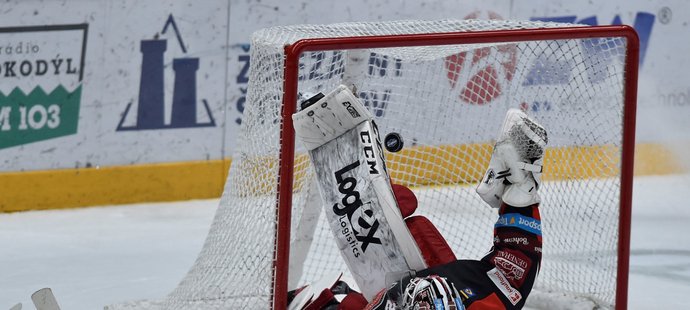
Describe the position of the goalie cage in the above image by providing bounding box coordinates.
[108,19,638,310]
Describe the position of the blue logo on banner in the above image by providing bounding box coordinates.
[525,12,654,88]
[530,13,654,66]
[495,213,542,236]
[117,14,215,131]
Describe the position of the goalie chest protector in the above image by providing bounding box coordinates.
[293,85,426,299]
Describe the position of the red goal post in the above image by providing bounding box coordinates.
[276,25,639,310]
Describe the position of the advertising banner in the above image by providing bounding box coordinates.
[0,0,510,173]
[0,25,87,150]
[224,0,511,155]
[0,0,229,171]
[0,0,686,211]
[512,0,690,143]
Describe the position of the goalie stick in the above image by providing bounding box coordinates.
[293,85,426,299]
[31,288,61,310]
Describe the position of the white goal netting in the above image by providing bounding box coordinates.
[109,19,633,310]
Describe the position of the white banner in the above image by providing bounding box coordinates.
[0,0,228,171]
[0,0,509,172]
[224,0,511,155]
[511,0,690,143]
[1,0,687,173]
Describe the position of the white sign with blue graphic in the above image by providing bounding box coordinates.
[511,0,690,143]
[1,0,688,172]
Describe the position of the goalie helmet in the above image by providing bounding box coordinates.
[400,275,465,310]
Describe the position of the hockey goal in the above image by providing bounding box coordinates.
[111,19,638,310]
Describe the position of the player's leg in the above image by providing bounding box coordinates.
[292,85,427,300]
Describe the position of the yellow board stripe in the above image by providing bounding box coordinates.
[633,142,683,176]
[0,159,230,212]
[0,143,684,212]
[388,143,683,187]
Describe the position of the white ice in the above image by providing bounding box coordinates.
[1,174,688,309]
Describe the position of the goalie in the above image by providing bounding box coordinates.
[291,85,547,310]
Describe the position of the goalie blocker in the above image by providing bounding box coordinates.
[293,85,427,299]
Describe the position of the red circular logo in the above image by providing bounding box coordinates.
[444,11,518,105]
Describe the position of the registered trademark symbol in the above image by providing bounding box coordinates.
[658,7,672,24]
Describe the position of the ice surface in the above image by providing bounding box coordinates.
[0,201,216,309]
[0,175,688,309]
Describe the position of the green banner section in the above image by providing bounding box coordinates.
[0,85,81,149]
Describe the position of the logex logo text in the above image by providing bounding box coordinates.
[0,24,87,149]
[117,14,215,131]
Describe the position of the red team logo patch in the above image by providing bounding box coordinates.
[491,249,532,287]
[444,11,518,105]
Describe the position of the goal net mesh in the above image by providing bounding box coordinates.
[112,19,631,310]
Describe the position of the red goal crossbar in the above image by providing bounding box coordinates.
[274,25,639,310]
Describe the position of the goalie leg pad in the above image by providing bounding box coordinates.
[293,85,426,299]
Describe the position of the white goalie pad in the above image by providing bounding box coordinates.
[294,85,373,151]
[293,85,427,299]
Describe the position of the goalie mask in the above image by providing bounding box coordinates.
[401,275,465,310]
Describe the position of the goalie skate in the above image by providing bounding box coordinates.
[293,85,426,299]
[476,109,548,208]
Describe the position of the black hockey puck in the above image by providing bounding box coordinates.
[384,133,404,152]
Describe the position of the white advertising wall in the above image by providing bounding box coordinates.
[0,0,687,174]
[0,0,508,172]
[225,0,512,160]
[511,0,690,145]
[0,1,228,171]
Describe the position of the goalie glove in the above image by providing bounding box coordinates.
[476,109,548,208]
